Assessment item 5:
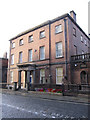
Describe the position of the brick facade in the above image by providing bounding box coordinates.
[8,11,90,88]
[0,58,8,83]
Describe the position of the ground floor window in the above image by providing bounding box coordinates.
[56,68,63,84]
[40,69,45,84]
[10,71,13,83]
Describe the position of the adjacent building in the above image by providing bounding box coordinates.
[0,53,8,85]
[7,11,90,89]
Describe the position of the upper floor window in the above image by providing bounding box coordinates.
[55,24,62,34]
[84,39,87,46]
[29,49,32,62]
[40,46,45,60]
[56,42,63,58]
[73,28,76,37]
[11,42,15,48]
[29,35,33,42]
[11,54,14,65]
[40,31,45,39]
[19,52,23,63]
[19,39,23,46]
[81,35,83,42]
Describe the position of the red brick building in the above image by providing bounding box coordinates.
[0,57,8,84]
[7,11,90,89]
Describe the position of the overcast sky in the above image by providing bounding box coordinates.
[0,0,89,58]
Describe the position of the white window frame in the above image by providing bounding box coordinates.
[29,49,32,62]
[40,31,45,38]
[55,24,62,34]
[56,42,63,58]
[40,69,45,84]
[40,46,45,60]
[29,35,33,42]
[56,68,63,84]
[11,54,14,65]
[19,52,23,63]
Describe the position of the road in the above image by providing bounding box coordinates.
[1,93,89,119]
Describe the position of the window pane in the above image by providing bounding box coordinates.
[11,54,14,65]
[40,69,45,84]
[29,35,33,42]
[81,35,83,42]
[56,68,63,84]
[84,39,87,45]
[56,42,63,57]
[19,52,22,63]
[55,25,62,34]
[40,46,45,60]
[11,42,15,48]
[20,39,23,45]
[73,28,76,36]
[29,49,32,62]
[40,31,45,38]
[10,71,13,83]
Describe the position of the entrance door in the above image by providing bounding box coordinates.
[25,71,27,88]
[80,71,87,84]
[30,71,33,84]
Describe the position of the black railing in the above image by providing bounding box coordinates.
[71,53,90,62]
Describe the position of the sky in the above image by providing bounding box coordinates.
[0,0,89,58]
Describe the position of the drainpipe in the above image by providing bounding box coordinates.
[64,19,68,80]
[49,21,51,84]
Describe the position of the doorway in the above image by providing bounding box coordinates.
[80,71,87,84]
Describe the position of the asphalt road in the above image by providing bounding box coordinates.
[1,93,89,119]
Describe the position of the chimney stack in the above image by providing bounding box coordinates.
[70,10,76,22]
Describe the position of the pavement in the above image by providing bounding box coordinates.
[1,88,90,104]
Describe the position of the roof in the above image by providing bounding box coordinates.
[9,12,90,41]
